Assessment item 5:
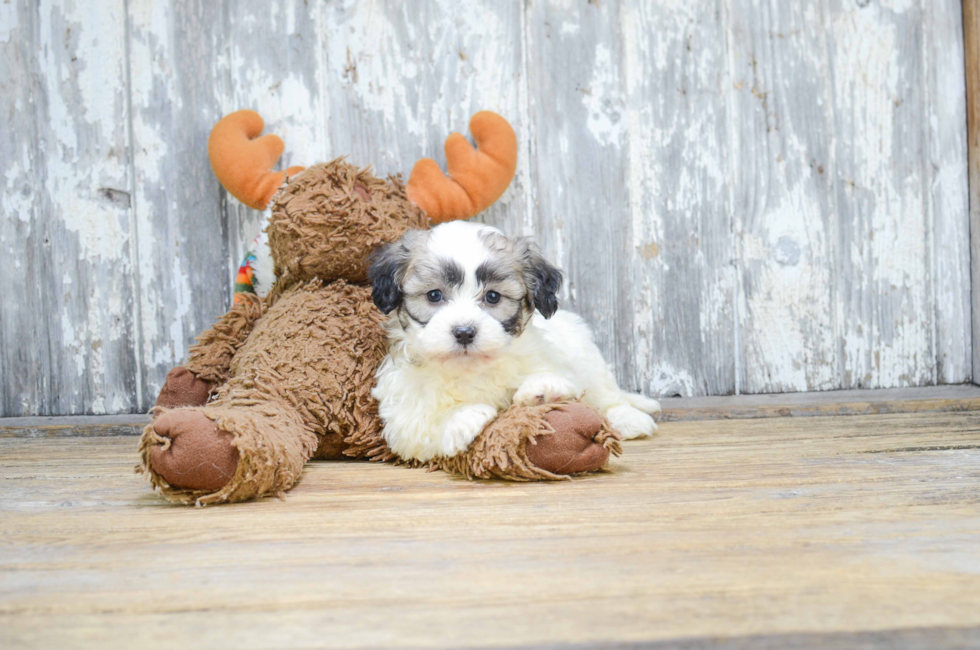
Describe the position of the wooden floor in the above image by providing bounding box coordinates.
[2,408,980,649]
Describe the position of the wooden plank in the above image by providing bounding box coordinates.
[523,1,639,389]
[965,0,980,384]
[620,0,737,397]
[5,385,980,437]
[126,0,231,409]
[514,627,980,650]
[730,0,971,393]
[0,415,147,439]
[826,0,934,389]
[926,1,970,384]
[0,1,50,416]
[0,0,141,417]
[320,0,529,236]
[1,411,979,648]
[728,0,839,394]
[659,383,980,422]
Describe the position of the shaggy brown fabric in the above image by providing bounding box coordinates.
[154,366,213,410]
[226,280,392,460]
[432,402,622,481]
[268,160,428,286]
[146,410,239,491]
[184,292,264,386]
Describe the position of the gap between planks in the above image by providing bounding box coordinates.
[1,385,980,438]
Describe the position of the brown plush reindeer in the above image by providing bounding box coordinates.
[138,110,620,505]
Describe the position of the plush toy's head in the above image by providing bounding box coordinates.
[266,161,426,284]
[208,110,517,287]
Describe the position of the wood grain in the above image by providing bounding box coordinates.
[1,411,979,649]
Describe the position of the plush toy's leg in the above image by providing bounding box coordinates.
[153,293,265,410]
[138,396,318,506]
[434,402,621,480]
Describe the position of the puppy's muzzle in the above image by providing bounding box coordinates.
[453,325,477,347]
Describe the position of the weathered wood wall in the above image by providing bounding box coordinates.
[0,0,971,416]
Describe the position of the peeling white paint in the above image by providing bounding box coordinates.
[325,0,424,144]
[167,252,192,366]
[648,363,697,398]
[4,158,34,223]
[39,1,131,263]
[582,44,625,146]
[227,46,321,168]
[0,3,19,43]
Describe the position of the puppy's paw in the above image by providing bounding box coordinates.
[441,403,498,457]
[627,393,662,415]
[513,373,578,407]
[605,404,658,440]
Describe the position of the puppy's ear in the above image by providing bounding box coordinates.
[368,242,409,314]
[521,241,563,319]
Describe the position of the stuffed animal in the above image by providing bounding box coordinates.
[138,110,621,506]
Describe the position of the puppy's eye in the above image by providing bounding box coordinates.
[426,289,443,303]
[485,290,501,305]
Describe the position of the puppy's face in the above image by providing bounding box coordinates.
[369,222,562,362]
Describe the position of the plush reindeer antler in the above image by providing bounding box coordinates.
[407,111,518,223]
[208,110,305,210]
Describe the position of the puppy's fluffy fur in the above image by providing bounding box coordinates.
[369,222,660,462]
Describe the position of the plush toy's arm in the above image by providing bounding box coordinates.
[433,402,621,480]
[155,293,266,410]
[183,292,265,386]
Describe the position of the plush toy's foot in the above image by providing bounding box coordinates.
[146,410,239,492]
[527,404,615,475]
[433,402,621,481]
[155,366,213,410]
[138,398,318,506]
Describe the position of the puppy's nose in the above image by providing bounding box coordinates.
[453,325,477,346]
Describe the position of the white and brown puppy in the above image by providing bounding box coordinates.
[369,221,660,462]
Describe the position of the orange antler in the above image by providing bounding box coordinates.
[406,111,517,223]
[208,110,305,210]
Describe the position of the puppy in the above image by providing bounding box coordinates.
[369,221,661,462]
